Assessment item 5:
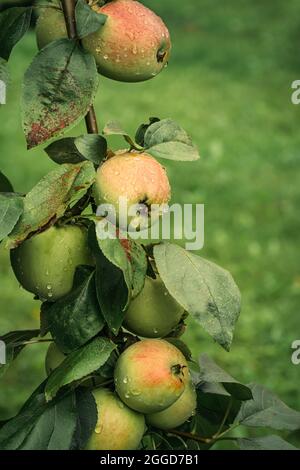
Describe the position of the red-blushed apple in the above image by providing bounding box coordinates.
[10,225,93,301]
[93,151,171,230]
[114,339,189,413]
[35,0,171,83]
[124,276,184,338]
[146,380,197,430]
[82,0,171,82]
[85,388,146,450]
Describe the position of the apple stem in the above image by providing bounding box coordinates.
[61,0,99,134]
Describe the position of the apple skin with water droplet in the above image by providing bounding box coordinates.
[10,225,93,302]
[114,339,189,414]
[35,0,171,83]
[124,276,184,338]
[146,380,197,430]
[86,388,145,450]
[93,151,171,231]
[82,0,171,82]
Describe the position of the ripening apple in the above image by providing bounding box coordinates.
[10,225,93,301]
[82,0,171,82]
[114,339,189,413]
[85,388,145,450]
[35,0,171,83]
[124,276,184,338]
[93,151,171,231]
[146,380,197,430]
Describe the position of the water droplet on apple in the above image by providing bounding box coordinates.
[95,424,103,434]
[153,328,158,334]
[164,291,168,296]
[131,389,141,396]
[48,292,53,298]
[103,54,109,60]
[151,72,157,76]
[132,45,138,55]
[47,284,52,290]
[125,392,130,399]
[123,376,128,384]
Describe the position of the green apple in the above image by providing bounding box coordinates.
[82,0,171,82]
[146,380,197,430]
[85,388,145,450]
[10,225,93,301]
[36,7,67,50]
[114,339,189,413]
[124,276,184,338]
[93,151,171,230]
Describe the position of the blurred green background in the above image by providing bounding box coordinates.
[0,0,300,439]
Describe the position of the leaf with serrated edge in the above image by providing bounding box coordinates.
[22,39,98,149]
[45,337,116,401]
[236,383,300,431]
[7,162,95,248]
[153,243,241,351]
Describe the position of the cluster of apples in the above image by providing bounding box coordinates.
[10,151,196,449]
[8,0,197,451]
[46,339,196,450]
[36,0,171,83]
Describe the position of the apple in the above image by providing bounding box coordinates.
[94,151,171,230]
[45,342,66,375]
[85,388,145,450]
[10,225,93,301]
[82,0,171,82]
[35,1,171,83]
[124,276,184,338]
[114,339,189,413]
[146,380,197,430]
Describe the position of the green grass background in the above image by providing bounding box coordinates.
[0,0,300,440]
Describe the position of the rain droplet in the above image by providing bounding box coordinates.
[45,270,49,276]
[103,54,109,60]
[131,389,141,396]
[164,291,168,296]
[146,61,150,66]
[153,328,158,334]
[48,292,53,298]
[95,424,103,434]
[47,284,52,290]
[132,45,138,55]
[123,377,128,384]
[125,392,130,399]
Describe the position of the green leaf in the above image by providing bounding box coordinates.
[45,337,116,401]
[236,383,300,431]
[144,118,200,161]
[135,117,160,147]
[43,266,105,353]
[0,170,13,192]
[22,39,99,149]
[0,7,32,61]
[90,224,147,332]
[237,435,298,451]
[0,329,40,378]
[7,161,95,248]
[45,135,107,165]
[103,120,140,149]
[0,193,23,241]
[199,354,253,401]
[196,389,241,429]
[153,243,241,351]
[75,0,107,39]
[0,391,77,450]
[71,388,97,450]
